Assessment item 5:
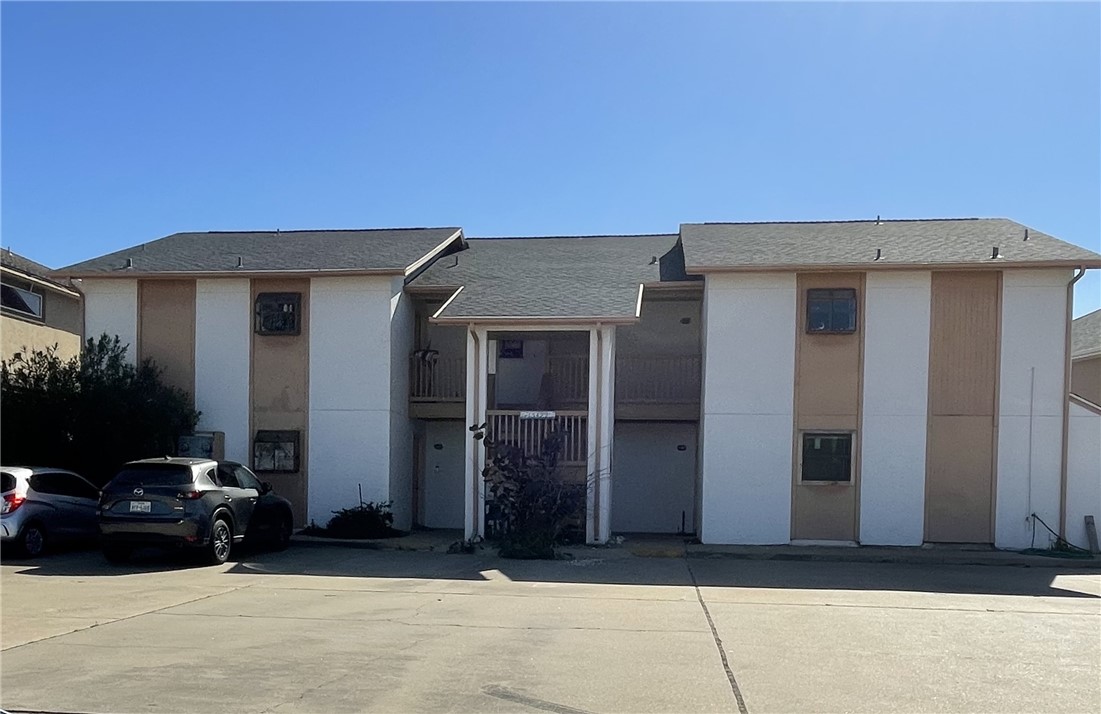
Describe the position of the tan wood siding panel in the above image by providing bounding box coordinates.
[138,280,196,400]
[925,416,994,542]
[929,272,999,417]
[925,271,999,543]
[251,278,309,526]
[792,273,863,541]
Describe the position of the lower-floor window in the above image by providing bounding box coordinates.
[801,433,853,482]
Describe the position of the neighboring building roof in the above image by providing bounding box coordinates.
[680,218,1101,272]
[411,234,683,322]
[1,248,79,295]
[55,228,464,278]
[1072,309,1101,360]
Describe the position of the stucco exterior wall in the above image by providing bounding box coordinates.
[1066,401,1101,552]
[389,276,415,531]
[995,269,1071,550]
[2,313,81,362]
[81,279,138,361]
[859,271,930,546]
[194,279,251,463]
[699,273,796,544]
[308,276,397,525]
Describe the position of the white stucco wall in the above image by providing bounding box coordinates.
[423,420,466,529]
[995,269,1071,549]
[859,271,930,545]
[1066,402,1101,551]
[389,277,415,531]
[699,273,796,544]
[308,276,396,525]
[81,279,138,361]
[194,279,251,463]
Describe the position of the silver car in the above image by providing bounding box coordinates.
[1,467,101,557]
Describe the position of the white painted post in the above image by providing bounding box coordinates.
[463,327,479,539]
[586,327,600,543]
[598,325,616,543]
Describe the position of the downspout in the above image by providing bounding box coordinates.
[1059,267,1086,539]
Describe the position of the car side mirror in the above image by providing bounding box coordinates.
[261,482,273,495]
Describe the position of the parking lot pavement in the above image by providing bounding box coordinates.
[1,547,1098,714]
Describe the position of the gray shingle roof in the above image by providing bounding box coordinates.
[412,234,682,321]
[56,228,463,277]
[680,218,1101,271]
[1072,309,1101,359]
[1,248,74,292]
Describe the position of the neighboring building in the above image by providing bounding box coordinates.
[56,218,1101,550]
[1071,309,1101,405]
[1,249,82,362]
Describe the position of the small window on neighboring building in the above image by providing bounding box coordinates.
[806,288,856,333]
[800,433,853,482]
[1,284,43,320]
[254,293,301,335]
[253,430,300,473]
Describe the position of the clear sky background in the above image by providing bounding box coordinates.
[2,2,1099,314]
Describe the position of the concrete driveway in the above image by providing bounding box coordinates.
[1,545,1098,713]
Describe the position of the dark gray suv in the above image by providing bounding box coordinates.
[99,457,294,564]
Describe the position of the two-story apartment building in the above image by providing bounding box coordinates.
[56,218,1101,551]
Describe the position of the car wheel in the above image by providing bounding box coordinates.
[20,523,47,558]
[208,517,232,565]
[103,545,131,564]
[273,512,292,551]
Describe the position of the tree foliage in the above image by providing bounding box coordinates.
[1,335,200,485]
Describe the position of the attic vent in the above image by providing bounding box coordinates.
[1024,228,1030,241]
[874,248,882,261]
[875,215,882,225]
[124,257,134,269]
[649,256,658,265]
[236,256,244,269]
[991,246,1001,260]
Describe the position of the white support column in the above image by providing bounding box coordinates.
[463,326,490,540]
[597,324,616,543]
[586,328,600,543]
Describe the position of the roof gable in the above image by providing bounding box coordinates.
[1072,308,1101,359]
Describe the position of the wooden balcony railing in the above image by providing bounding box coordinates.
[615,354,702,404]
[410,355,466,402]
[486,410,588,466]
[546,354,589,405]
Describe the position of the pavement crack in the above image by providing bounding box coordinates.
[0,583,258,653]
[686,558,750,714]
[482,685,594,714]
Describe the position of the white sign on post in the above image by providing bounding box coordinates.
[519,411,556,419]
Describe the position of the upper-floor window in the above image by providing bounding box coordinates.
[255,293,301,335]
[1,284,43,320]
[806,288,856,333]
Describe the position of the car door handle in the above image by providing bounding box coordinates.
[224,495,233,501]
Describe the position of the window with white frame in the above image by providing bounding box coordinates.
[1,284,43,320]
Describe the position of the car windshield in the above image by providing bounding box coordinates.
[108,465,193,488]
[1,472,16,493]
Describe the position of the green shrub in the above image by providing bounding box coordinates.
[1,336,199,486]
[324,500,399,539]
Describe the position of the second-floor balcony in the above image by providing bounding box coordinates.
[410,355,466,402]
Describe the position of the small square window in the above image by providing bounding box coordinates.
[801,433,853,482]
[1,284,43,320]
[806,288,856,333]
[253,430,300,473]
[255,293,301,335]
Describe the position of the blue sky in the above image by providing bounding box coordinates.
[3,2,1099,314]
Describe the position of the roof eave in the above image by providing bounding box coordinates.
[430,314,640,326]
[1,265,82,297]
[403,229,466,279]
[59,267,407,280]
[685,260,1101,273]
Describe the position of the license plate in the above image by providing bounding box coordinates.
[129,501,152,513]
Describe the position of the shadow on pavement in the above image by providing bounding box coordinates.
[7,542,1098,598]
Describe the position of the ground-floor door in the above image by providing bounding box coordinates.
[611,421,697,534]
[421,420,466,529]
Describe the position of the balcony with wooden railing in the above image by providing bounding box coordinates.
[409,354,466,418]
[615,354,702,419]
[486,410,588,467]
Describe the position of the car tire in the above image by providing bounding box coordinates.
[207,517,232,565]
[272,512,292,551]
[20,523,47,558]
[103,545,131,564]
